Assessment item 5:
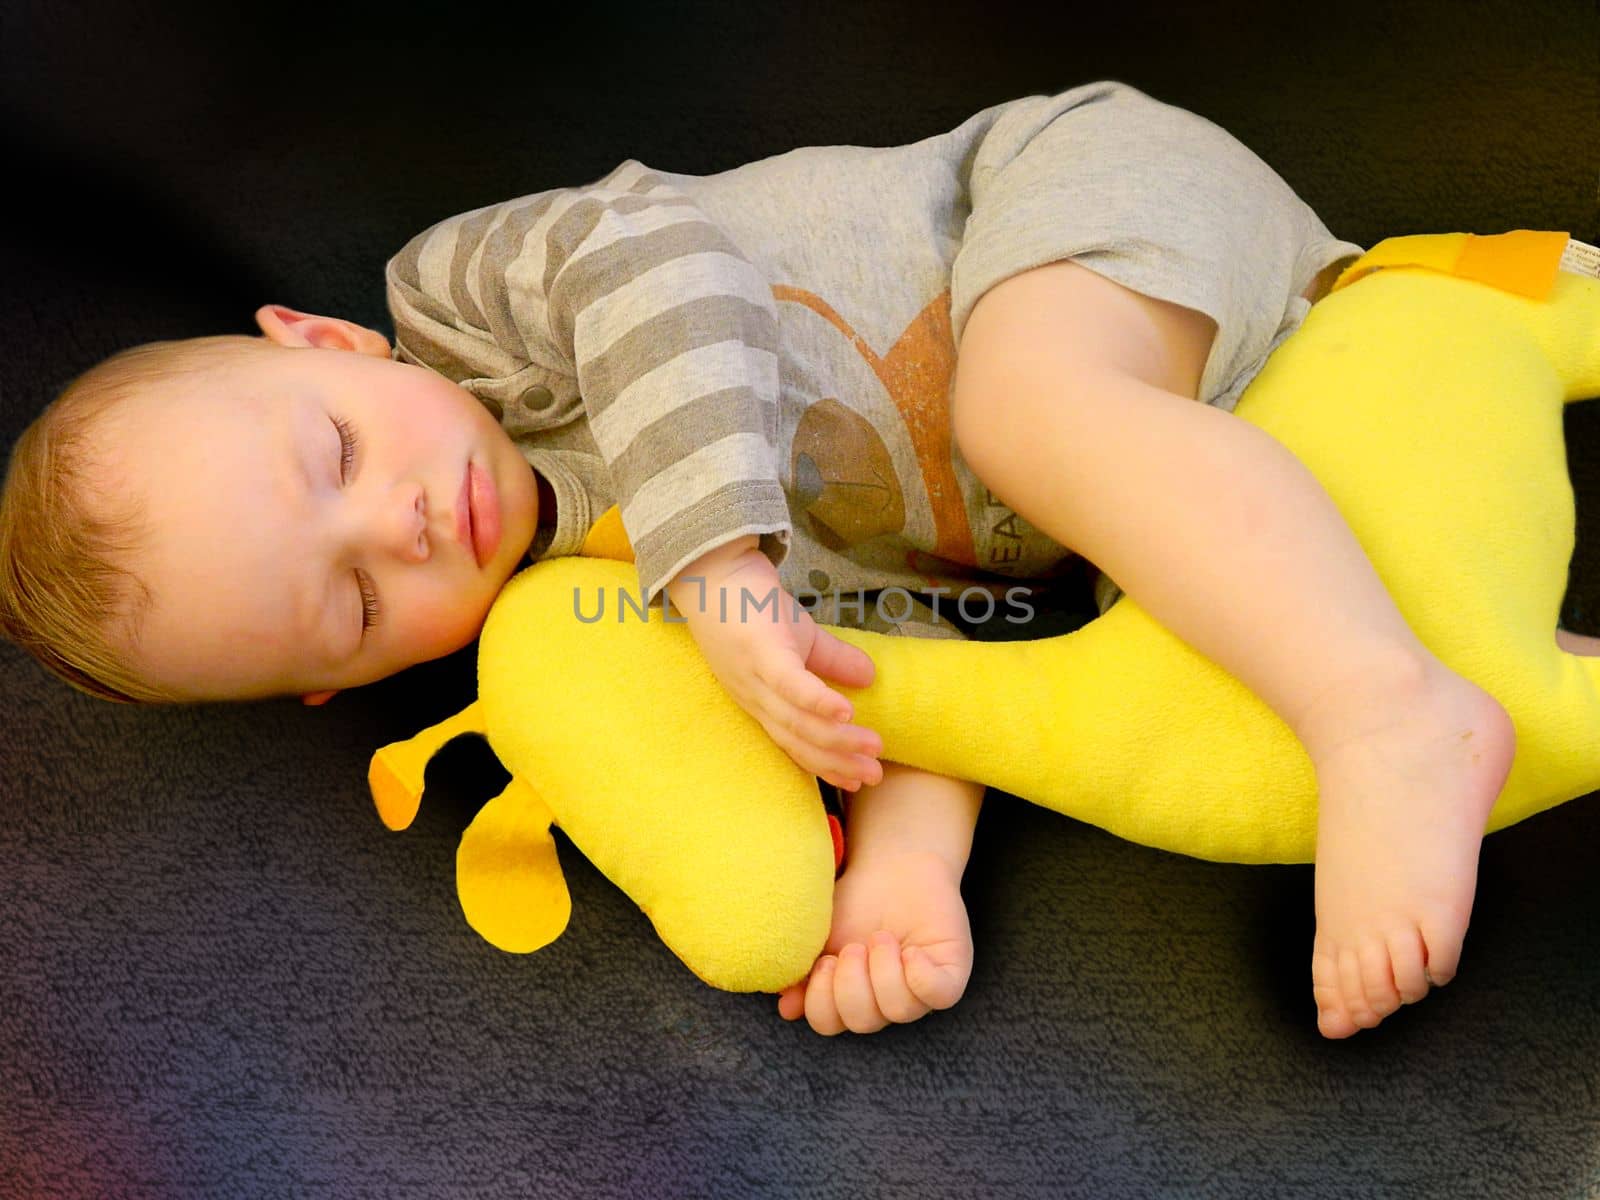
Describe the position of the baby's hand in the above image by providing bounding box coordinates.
[777,849,973,1035]
[665,537,884,792]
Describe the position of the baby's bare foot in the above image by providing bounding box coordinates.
[1302,659,1515,1038]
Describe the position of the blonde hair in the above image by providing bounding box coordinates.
[0,335,260,704]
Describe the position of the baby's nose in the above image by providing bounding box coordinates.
[379,487,429,562]
[408,491,428,558]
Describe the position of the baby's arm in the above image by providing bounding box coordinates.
[666,536,884,793]
[778,762,984,1035]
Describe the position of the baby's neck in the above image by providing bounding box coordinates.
[535,468,558,529]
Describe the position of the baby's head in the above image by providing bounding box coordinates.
[0,306,539,706]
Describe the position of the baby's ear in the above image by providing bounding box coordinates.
[255,304,391,358]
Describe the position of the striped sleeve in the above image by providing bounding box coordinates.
[389,160,792,605]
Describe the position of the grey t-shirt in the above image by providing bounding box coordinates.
[386,80,1363,638]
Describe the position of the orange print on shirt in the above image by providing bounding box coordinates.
[772,285,977,570]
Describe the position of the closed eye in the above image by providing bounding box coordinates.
[332,414,380,636]
[358,570,379,634]
[333,414,360,483]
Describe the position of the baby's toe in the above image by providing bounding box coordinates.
[1314,985,1359,1039]
[1338,946,1381,1029]
[1317,1006,1360,1039]
[1417,908,1465,987]
[1312,938,1359,1038]
[1385,926,1430,1004]
[1357,936,1403,1020]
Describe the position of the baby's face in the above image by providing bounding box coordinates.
[108,334,538,702]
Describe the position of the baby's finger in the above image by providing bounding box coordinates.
[757,715,877,791]
[831,943,889,1034]
[902,945,970,1011]
[777,982,807,1021]
[866,931,931,1024]
[754,695,882,786]
[762,648,861,725]
[749,649,882,756]
[780,698,881,760]
[803,626,877,691]
[804,956,847,1036]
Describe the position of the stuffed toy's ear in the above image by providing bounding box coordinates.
[456,775,570,954]
[369,701,489,833]
[370,701,571,954]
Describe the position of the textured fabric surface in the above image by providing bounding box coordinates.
[3,1,1599,1196]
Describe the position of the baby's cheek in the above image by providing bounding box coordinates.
[412,587,492,657]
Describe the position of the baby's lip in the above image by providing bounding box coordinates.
[468,462,501,568]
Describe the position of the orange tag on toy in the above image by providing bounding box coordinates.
[1331,230,1572,300]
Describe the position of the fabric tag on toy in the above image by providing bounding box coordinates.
[1559,236,1600,281]
[1331,230,1576,300]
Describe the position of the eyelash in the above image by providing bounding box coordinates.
[332,415,380,635]
[333,414,360,482]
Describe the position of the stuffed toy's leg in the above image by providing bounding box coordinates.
[826,267,1600,861]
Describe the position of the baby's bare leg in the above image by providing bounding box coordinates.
[952,260,1515,1039]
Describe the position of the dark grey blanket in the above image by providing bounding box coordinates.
[4,1,1598,1196]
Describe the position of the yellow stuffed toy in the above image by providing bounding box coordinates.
[369,230,1600,995]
